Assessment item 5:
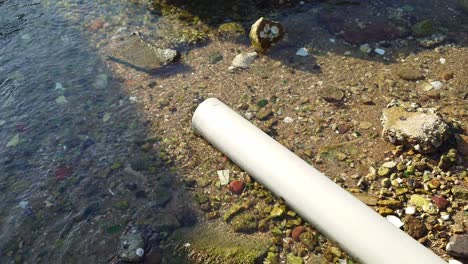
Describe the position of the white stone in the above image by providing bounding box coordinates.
[232,52,258,69]
[0,120,5,127]
[382,161,397,168]
[19,201,29,208]
[374,48,385,55]
[344,51,352,55]
[329,38,336,43]
[405,206,416,215]
[270,26,279,35]
[430,81,444,90]
[448,260,463,264]
[135,248,144,257]
[439,58,446,64]
[440,212,450,221]
[386,215,404,228]
[245,112,254,120]
[55,82,65,90]
[217,170,230,185]
[129,96,137,102]
[283,117,294,123]
[296,47,308,57]
[55,95,68,104]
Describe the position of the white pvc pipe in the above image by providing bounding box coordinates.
[192,98,446,264]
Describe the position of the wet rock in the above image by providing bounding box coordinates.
[411,20,433,37]
[208,52,223,64]
[353,193,378,206]
[381,102,450,153]
[223,202,248,222]
[395,67,424,81]
[249,17,284,53]
[410,194,437,214]
[270,205,286,218]
[230,52,258,69]
[446,235,468,258]
[218,22,246,39]
[229,180,245,195]
[171,221,271,263]
[87,18,105,33]
[231,213,257,233]
[320,86,344,103]
[417,33,446,48]
[152,213,181,232]
[319,7,408,44]
[403,216,427,239]
[118,228,145,262]
[112,35,180,71]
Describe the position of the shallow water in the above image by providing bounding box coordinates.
[1,0,467,263]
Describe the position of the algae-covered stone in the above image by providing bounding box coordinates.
[287,253,304,264]
[320,86,345,103]
[118,228,145,262]
[223,202,248,222]
[299,231,317,250]
[411,20,433,37]
[377,167,391,177]
[249,17,285,53]
[264,252,279,264]
[381,102,450,153]
[438,149,457,170]
[269,205,286,218]
[377,199,402,209]
[410,194,437,214]
[256,107,273,121]
[219,22,246,38]
[395,67,424,81]
[232,213,257,233]
[171,221,271,263]
[452,187,468,200]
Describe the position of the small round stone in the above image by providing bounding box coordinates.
[135,248,144,257]
[291,226,305,241]
[229,180,245,195]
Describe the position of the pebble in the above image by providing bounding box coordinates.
[359,43,372,53]
[382,161,397,169]
[229,180,245,195]
[405,206,416,215]
[430,81,444,90]
[291,226,305,241]
[283,117,294,123]
[404,216,427,239]
[245,112,254,120]
[431,195,449,209]
[135,248,144,257]
[231,52,258,69]
[359,121,373,130]
[19,201,29,209]
[439,58,446,64]
[55,95,68,104]
[6,134,20,147]
[374,48,385,55]
[386,215,404,228]
[296,48,308,57]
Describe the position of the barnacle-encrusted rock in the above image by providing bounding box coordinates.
[381,101,450,153]
[249,17,285,53]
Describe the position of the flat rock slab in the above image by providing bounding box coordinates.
[381,102,450,153]
[111,35,180,71]
[170,221,272,263]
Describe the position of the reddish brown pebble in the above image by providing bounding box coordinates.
[431,195,449,209]
[88,19,104,33]
[229,180,245,195]
[442,72,454,81]
[55,166,73,180]
[291,226,305,241]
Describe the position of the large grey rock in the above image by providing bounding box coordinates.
[230,52,258,69]
[446,234,468,258]
[381,101,450,153]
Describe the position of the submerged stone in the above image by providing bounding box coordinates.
[118,228,145,262]
[171,221,271,263]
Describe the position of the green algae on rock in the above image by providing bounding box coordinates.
[411,20,433,37]
[170,221,271,263]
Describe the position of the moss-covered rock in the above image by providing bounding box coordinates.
[411,20,433,37]
[231,213,257,233]
[170,221,271,263]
